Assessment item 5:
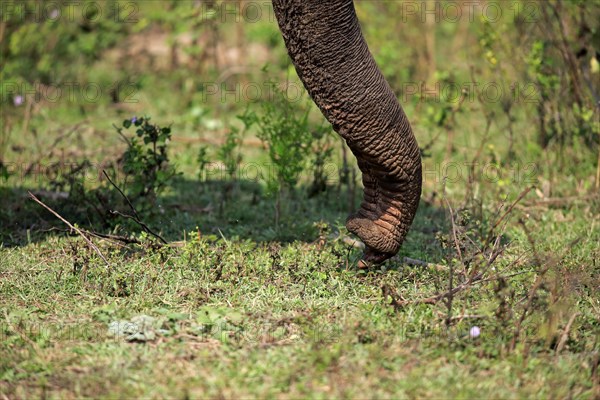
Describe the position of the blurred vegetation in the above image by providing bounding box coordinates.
[1,0,598,186]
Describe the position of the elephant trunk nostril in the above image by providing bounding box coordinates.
[346,214,400,256]
[357,247,395,268]
[346,166,422,265]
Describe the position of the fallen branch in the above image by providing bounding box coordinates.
[555,312,579,354]
[41,226,141,247]
[109,210,167,245]
[387,273,484,310]
[102,170,167,245]
[401,257,447,272]
[28,192,111,269]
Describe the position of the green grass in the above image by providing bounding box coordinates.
[1,142,598,397]
[0,223,597,398]
[1,9,599,395]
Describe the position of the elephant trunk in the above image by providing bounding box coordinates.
[272,0,422,265]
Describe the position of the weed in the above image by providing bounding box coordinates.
[116,116,178,207]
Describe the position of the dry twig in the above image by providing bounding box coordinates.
[402,257,447,272]
[386,273,484,310]
[28,192,112,269]
[102,170,167,244]
[555,312,579,354]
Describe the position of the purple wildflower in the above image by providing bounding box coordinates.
[469,326,481,339]
[13,95,24,107]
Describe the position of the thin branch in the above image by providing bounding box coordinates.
[109,210,167,245]
[402,257,447,272]
[488,186,533,238]
[555,312,579,354]
[102,170,141,220]
[41,226,140,247]
[102,170,167,244]
[28,192,111,269]
[391,273,483,309]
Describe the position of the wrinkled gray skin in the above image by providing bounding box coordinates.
[272,0,422,266]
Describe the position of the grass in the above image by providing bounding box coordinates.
[0,229,597,398]
[1,14,599,395]
[1,136,598,397]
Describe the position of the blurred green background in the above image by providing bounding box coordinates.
[2,0,598,182]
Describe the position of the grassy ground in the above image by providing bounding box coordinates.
[1,4,599,395]
[1,114,599,397]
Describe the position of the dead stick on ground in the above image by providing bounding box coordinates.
[28,192,111,269]
[555,312,579,354]
[109,210,168,245]
[102,170,167,244]
[393,273,483,309]
[402,257,447,272]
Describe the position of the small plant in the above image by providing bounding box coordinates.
[308,125,334,197]
[116,116,178,207]
[215,107,258,182]
[217,128,242,181]
[255,84,335,222]
[197,145,211,182]
[257,87,315,194]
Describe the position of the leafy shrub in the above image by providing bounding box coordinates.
[256,86,324,195]
[116,116,178,207]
